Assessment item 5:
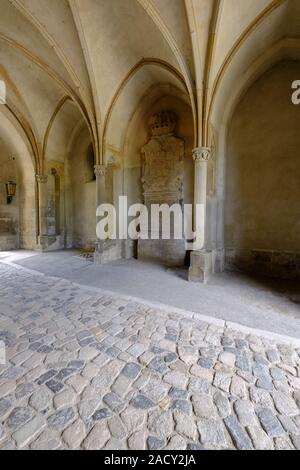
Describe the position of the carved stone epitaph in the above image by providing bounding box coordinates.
[141,111,184,205]
[138,111,186,266]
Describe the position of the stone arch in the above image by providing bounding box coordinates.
[103,58,195,158]
[103,64,195,264]
[224,58,300,279]
[207,35,300,277]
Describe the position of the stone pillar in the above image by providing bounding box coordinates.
[94,164,106,208]
[36,174,48,250]
[94,164,106,263]
[188,146,213,284]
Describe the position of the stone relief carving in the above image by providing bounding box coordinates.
[138,111,186,266]
[141,111,184,204]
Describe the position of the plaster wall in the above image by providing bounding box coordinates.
[225,60,300,279]
[0,145,19,250]
[69,130,96,249]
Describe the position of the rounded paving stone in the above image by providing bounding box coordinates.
[7,407,33,429]
[130,394,156,410]
[0,398,13,418]
[170,400,192,415]
[15,383,35,400]
[147,436,165,450]
[169,387,189,400]
[47,407,75,431]
[93,408,113,421]
[121,362,141,379]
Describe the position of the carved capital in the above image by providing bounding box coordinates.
[107,155,119,169]
[192,147,211,163]
[36,174,48,184]
[94,164,106,177]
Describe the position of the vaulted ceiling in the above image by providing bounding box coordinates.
[0,0,299,171]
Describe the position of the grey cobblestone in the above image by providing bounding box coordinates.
[213,372,231,393]
[197,418,227,448]
[213,391,231,418]
[174,410,197,440]
[278,415,299,435]
[0,398,13,418]
[0,263,299,450]
[93,408,113,421]
[12,416,46,448]
[165,434,186,450]
[147,435,165,450]
[108,416,127,439]
[272,391,298,416]
[15,383,35,400]
[234,400,257,427]
[62,418,86,449]
[247,425,274,450]
[275,436,294,450]
[79,398,102,422]
[170,399,192,415]
[103,392,125,413]
[29,388,52,412]
[131,394,155,410]
[7,407,33,429]
[224,415,253,450]
[192,394,217,419]
[82,422,110,450]
[47,407,76,431]
[256,407,285,438]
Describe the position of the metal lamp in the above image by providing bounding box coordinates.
[5,181,16,204]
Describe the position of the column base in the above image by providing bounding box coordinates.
[35,235,64,252]
[94,240,123,264]
[188,250,213,284]
[122,240,136,260]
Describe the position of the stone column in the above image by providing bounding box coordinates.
[36,174,48,250]
[94,164,107,208]
[94,164,106,263]
[188,146,213,284]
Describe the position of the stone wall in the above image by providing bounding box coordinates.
[225,60,300,279]
[69,129,97,250]
[0,148,19,251]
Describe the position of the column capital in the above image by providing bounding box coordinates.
[36,174,48,184]
[94,164,106,177]
[193,146,212,162]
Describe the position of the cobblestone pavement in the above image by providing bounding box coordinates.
[0,263,300,450]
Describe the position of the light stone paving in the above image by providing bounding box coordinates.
[0,262,299,450]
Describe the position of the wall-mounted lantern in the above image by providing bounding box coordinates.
[5,181,16,204]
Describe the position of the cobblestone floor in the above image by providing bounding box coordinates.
[0,263,300,450]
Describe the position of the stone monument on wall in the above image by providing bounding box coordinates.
[138,111,186,266]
